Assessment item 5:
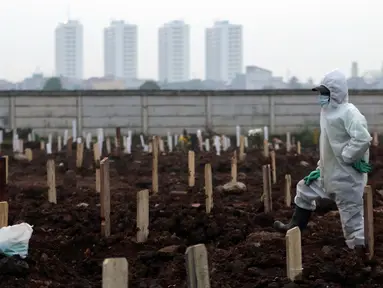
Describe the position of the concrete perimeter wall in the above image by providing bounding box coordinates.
[0,90,382,136]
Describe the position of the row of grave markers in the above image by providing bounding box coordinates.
[6,127,374,222]
[7,129,304,243]
[0,129,377,287]
[0,133,303,286]
[19,127,376,252]
[94,140,298,286]
[4,124,314,157]
[0,123,379,156]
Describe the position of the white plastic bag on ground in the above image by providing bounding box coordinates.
[0,223,33,258]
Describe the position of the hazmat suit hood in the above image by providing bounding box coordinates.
[320,69,349,106]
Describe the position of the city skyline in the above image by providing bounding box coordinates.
[54,19,244,83]
[1,0,382,82]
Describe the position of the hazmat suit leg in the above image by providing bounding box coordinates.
[296,178,365,249]
[294,179,332,211]
[334,190,364,249]
[273,179,329,233]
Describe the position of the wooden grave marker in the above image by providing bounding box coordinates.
[185,244,211,288]
[364,185,374,259]
[0,201,8,228]
[102,258,128,288]
[262,164,272,212]
[47,157,57,204]
[188,151,195,187]
[136,189,149,243]
[286,226,303,281]
[205,163,213,213]
[100,157,111,237]
[152,136,159,193]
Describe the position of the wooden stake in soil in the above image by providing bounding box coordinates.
[46,158,57,204]
[188,150,195,187]
[372,132,379,147]
[297,141,301,155]
[152,136,159,193]
[204,163,213,213]
[106,137,111,155]
[231,150,237,183]
[25,148,33,161]
[66,137,73,157]
[185,244,211,288]
[3,155,8,185]
[94,143,101,193]
[205,138,210,152]
[102,258,128,288]
[263,139,269,157]
[364,185,374,259]
[76,141,84,168]
[57,136,62,152]
[19,139,24,153]
[0,201,8,228]
[115,127,121,156]
[285,174,291,207]
[197,130,203,151]
[262,164,272,212]
[239,135,245,161]
[286,132,291,152]
[159,139,164,153]
[100,157,111,237]
[286,226,303,281]
[94,142,101,161]
[136,189,149,243]
[270,151,276,184]
[0,158,6,202]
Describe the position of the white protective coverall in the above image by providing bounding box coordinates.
[294,69,372,249]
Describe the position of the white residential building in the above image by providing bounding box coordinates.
[55,20,83,79]
[104,21,138,79]
[205,21,243,83]
[158,20,190,83]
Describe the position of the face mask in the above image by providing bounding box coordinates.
[318,95,329,107]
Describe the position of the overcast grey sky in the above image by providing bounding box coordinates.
[0,0,381,82]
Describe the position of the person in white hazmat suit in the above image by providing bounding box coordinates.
[273,69,372,256]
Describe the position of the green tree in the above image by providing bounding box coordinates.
[140,80,160,90]
[43,77,63,90]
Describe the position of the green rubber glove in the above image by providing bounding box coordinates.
[352,160,372,173]
[304,169,320,185]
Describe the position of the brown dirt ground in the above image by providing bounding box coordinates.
[0,143,383,287]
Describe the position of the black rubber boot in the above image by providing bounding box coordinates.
[273,206,312,233]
